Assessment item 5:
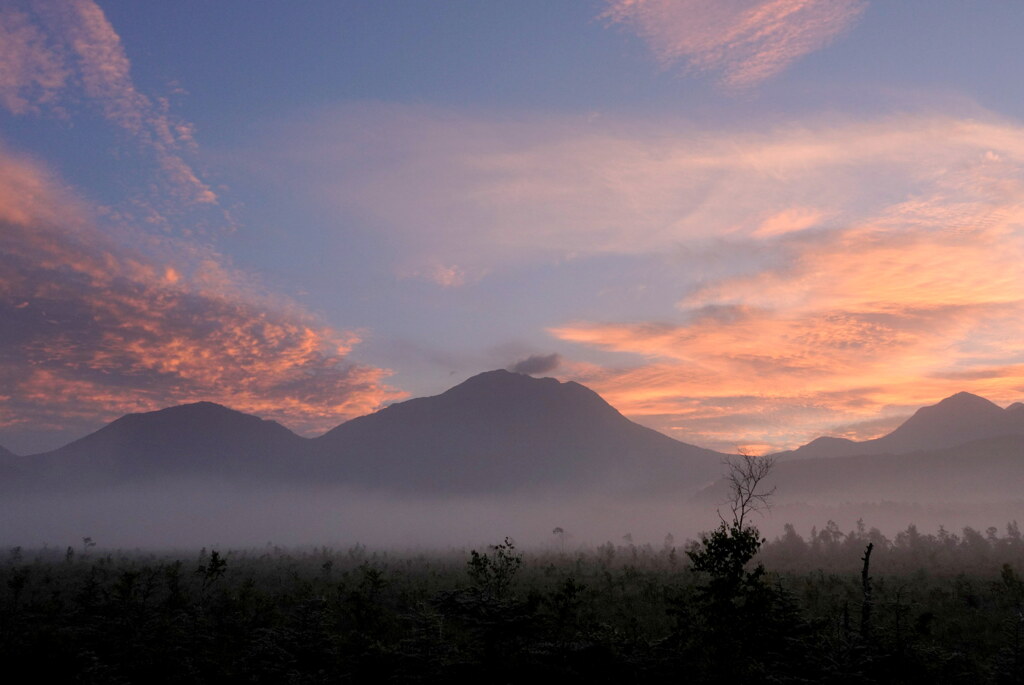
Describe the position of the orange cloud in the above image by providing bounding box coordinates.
[553,223,1024,451]
[0,145,85,227]
[602,0,867,87]
[546,118,1024,451]
[0,149,404,440]
[753,207,827,237]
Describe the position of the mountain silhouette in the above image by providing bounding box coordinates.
[0,443,19,483]
[695,433,1024,508]
[780,391,1024,459]
[12,371,726,494]
[21,376,1018,501]
[30,401,307,486]
[691,392,1024,509]
[312,369,725,493]
[1005,402,1024,419]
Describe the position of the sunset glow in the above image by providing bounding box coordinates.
[2,0,1023,454]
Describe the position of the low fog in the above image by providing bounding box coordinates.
[3,478,1022,552]
[5,377,1023,553]
[0,481,715,550]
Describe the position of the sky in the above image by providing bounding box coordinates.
[2,0,1024,455]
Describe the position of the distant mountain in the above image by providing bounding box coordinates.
[29,402,308,486]
[779,392,1024,459]
[311,369,725,493]
[699,434,1024,507]
[0,443,16,459]
[1005,402,1024,419]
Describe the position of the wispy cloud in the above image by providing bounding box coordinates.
[0,0,215,209]
[602,0,868,87]
[0,148,402,440]
[402,263,470,288]
[246,104,1024,450]
[0,5,67,114]
[552,153,1024,450]
[263,105,1024,266]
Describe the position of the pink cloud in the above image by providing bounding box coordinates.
[602,0,868,87]
[0,0,215,208]
[553,221,1024,451]
[408,263,469,288]
[266,106,1024,271]
[753,207,827,237]
[0,6,67,114]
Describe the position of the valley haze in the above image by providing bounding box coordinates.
[2,371,1022,550]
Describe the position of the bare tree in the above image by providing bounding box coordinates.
[688,449,778,586]
[720,449,777,530]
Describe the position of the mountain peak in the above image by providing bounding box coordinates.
[903,391,1003,424]
[437,369,599,406]
[446,368,559,391]
[784,390,1024,459]
[782,435,862,460]
[124,400,234,417]
[37,400,306,482]
[863,391,1009,454]
[314,368,722,493]
[106,400,290,434]
[931,391,1000,409]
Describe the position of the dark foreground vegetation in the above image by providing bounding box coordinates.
[3,521,1024,684]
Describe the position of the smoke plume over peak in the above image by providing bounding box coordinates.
[509,353,562,376]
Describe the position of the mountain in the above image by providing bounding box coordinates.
[779,392,1024,460]
[695,391,1024,511]
[10,371,727,494]
[0,443,19,483]
[697,433,1024,508]
[310,369,726,493]
[29,401,308,486]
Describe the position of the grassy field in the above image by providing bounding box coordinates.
[3,521,1024,683]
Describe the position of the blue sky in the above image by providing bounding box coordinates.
[3,0,1024,454]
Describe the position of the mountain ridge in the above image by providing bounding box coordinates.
[11,370,727,494]
[777,391,1024,460]
[9,377,1023,497]
[311,369,725,493]
[27,401,309,486]
[697,433,1024,508]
